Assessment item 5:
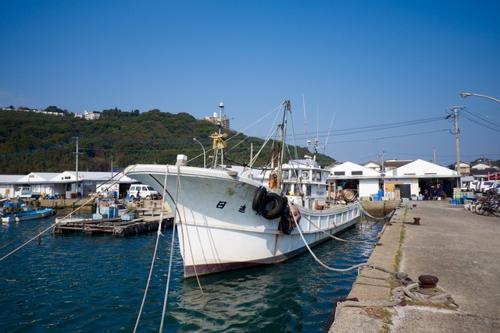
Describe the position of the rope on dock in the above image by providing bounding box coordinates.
[0,170,129,263]
[133,166,169,333]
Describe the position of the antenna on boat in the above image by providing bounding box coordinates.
[210,101,228,168]
[302,94,309,145]
[323,112,336,154]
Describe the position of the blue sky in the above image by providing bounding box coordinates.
[1,0,499,165]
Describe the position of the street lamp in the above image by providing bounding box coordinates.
[459,92,500,103]
[193,137,206,168]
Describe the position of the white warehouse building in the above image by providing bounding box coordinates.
[0,171,137,199]
[328,161,382,198]
[384,159,459,199]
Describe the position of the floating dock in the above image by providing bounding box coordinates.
[54,214,174,236]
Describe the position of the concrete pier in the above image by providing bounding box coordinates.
[330,201,500,333]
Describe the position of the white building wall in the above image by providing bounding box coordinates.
[30,184,55,196]
[0,185,15,198]
[359,179,380,197]
[409,178,419,197]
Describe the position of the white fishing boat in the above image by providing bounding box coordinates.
[125,101,360,277]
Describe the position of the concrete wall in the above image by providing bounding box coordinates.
[359,179,380,197]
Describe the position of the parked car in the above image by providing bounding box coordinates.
[479,181,497,193]
[14,186,41,199]
[490,182,500,195]
[127,184,161,200]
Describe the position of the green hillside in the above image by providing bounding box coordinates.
[0,109,335,174]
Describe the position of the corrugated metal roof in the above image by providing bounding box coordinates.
[0,172,137,184]
[0,175,23,183]
[384,160,413,168]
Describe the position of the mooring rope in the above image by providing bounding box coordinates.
[0,170,129,262]
[133,166,169,333]
[159,167,181,332]
[292,213,391,273]
[299,211,384,245]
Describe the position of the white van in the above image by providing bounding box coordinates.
[128,184,160,200]
[14,186,40,199]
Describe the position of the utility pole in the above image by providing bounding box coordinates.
[448,106,464,188]
[380,150,385,175]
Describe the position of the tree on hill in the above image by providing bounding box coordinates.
[45,105,67,114]
[0,108,335,174]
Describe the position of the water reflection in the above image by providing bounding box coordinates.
[0,216,382,332]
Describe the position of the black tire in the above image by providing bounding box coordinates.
[252,186,267,213]
[261,192,285,220]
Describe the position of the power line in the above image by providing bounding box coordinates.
[288,116,445,139]
[323,129,449,145]
[462,113,500,132]
[464,109,500,127]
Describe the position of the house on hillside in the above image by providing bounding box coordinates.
[83,110,101,120]
[204,112,230,129]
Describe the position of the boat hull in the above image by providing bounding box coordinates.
[126,164,361,277]
[1,208,54,223]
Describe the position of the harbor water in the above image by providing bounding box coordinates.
[0,216,382,332]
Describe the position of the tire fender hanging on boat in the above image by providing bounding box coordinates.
[278,205,293,234]
[260,192,285,220]
[252,186,267,214]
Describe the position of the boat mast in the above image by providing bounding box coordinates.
[277,100,291,187]
[219,102,224,166]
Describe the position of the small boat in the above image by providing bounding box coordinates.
[125,100,361,278]
[1,207,55,223]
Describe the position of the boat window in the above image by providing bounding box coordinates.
[283,184,291,195]
[306,185,311,196]
[313,171,321,181]
[283,170,289,180]
[301,171,309,179]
